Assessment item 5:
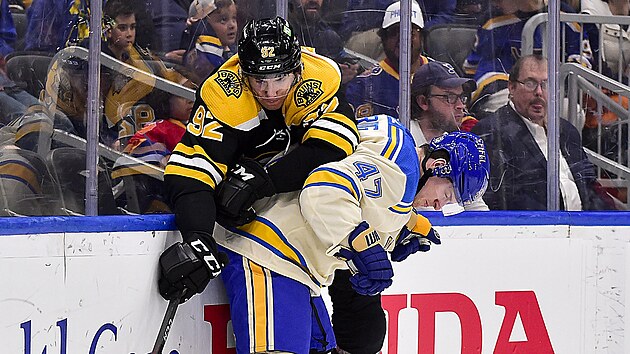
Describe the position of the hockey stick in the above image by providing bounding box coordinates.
[151,289,186,354]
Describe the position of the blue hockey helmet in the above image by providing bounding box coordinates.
[425,131,490,206]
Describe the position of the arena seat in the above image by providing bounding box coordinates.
[5,53,54,98]
[0,146,62,216]
[46,147,120,215]
[10,12,27,51]
[424,23,477,76]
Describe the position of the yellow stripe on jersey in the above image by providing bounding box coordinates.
[165,144,228,187]
[0,161,42,194]
[304,128,355,156]
[236,218,322,287]
[482,14,520,30]
[240,219,305,267]
[303,114,359,156]
[164,164,217,188]
[111,164,163,179]
[382,124,401,160]
[389,203,413,215]
[174,144,227,176]
[472,72,509,102]
[248,260,270,352]
[379,59,399,80]
[304,168,360,202]
[197,34,222,46]
[565,20,581,33]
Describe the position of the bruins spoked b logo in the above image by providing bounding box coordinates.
[215,70,242,98]
[294,79,323,107]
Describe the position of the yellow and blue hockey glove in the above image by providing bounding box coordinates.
[390,211,441,262]
[335,221,394,296]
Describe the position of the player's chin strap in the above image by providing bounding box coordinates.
[416,147,434,194]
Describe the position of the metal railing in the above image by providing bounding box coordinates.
[561,63,630,207]
[522,13,630,209]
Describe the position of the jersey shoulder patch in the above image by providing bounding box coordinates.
[199,55,261,129]
[284,50,342,126]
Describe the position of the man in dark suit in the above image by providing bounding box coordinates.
[471,54,615,210]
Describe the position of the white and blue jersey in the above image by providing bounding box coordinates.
[213,114,420,352]
[214,114,420,293]
[345,56,431,119]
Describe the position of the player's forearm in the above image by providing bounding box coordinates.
[267,140,348,193]
[171,190,217,241]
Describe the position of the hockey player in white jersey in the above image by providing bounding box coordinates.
[205,114,490,353]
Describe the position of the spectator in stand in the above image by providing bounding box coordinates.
[24,0,155,53]
[0,0,16,60]
[0,1,74,131]
[288,0,363,84]
[0,0,25,123]
[408,60,488,211]
[471,55,616,211]
[345,0,429,119]
[100,0,184,148]
[111,74,197,214]
[582,0,630,79]
[409,61,478,144]
[121,74,197,168]
[463,0,591,116]
[24,0,81,52]
[288,0,344,58]
[338,0,456,41]
[181,0,238,81]
[148,0,191,58]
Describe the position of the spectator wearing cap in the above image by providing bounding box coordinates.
[410,60,488,211]
[180,0,238,80]
[410,60,478,145]
[338,0,457,41]
[345,0,429,120]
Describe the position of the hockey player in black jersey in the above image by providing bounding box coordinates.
[157,16,358,308]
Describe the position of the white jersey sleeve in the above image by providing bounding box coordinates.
[300,115,421,253]
[214,115,422,294]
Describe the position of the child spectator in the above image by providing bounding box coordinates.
[100,0,185,148]
[181,0,238,80]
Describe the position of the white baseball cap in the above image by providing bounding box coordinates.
[382,1,424,29]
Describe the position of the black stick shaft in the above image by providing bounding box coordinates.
[151,291,185,354]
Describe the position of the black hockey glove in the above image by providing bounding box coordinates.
[158,231,229,302]
[215,157,276,227]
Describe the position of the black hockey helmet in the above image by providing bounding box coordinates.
[238,17,302,77]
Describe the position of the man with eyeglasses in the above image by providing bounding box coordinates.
[409,61,479,144]
[472,54,616,211]
[408,61,488,215]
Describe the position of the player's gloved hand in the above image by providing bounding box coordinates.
[335,221,394,296]
[215,157,276,227]
[390,210,441,262]
[158,231,229,302]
